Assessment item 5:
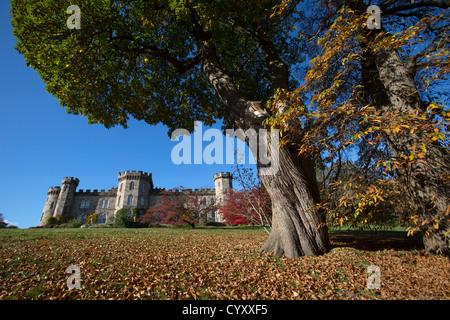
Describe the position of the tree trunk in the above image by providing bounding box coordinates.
[258,144,331,258]
[363,46,450,256]
[196,25,331,258]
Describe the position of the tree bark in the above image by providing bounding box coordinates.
[258,144,331,258]
[362,45,450,256]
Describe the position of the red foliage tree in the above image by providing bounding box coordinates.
[140,187,216,228]
[220,186,272,233]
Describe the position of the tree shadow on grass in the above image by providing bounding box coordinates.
[329,230,424,251]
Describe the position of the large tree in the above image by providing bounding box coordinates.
[268,0,450,255]
[11,0,330,257]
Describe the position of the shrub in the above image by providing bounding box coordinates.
[113,209,135,228]
[67,219,82,228]
[45,216,58,226]
[205,222,226,227]
[85,213,99,225]
[147,223,163,228]
[56,216,68,225]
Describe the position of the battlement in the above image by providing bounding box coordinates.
[213,172,232,180]
[184,188,215,194]
[62,177,80,186]
[151,187,214,195]
[76,187,117,196]
[47,186,61,195]
[118,170,152,181]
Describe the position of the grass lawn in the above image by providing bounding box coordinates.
[0,226,448,300]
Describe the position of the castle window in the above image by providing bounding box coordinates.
[120,183,123,192]
[211,198,215,204]
[98,213,107,224]
[100,199,109,209]
[127,195,133,205]
[140,196,144,206]
[81,199,90,209]
[117,196,121,206]
[130,182,135,190]
[141,183,146,192]
[50,202,54,210]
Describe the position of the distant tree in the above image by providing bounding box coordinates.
[0,213,8,228]
[220,166,272,233]
[221,187,272,231]
[140,187,217,229]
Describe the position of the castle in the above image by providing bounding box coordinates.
[39,171,233,227]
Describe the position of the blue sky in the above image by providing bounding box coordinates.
[0,2,255,228]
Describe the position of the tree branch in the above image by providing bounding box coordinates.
[407,33,449,74]
[108,35,200,74]
[383,1,450,16]
[256,35,290,92]
[185,6,268,129]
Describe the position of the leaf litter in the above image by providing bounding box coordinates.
[0,228,448,300]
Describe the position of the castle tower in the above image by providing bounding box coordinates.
[116,171,153,214]
[213,172,233,222]
[53,177,79,219]
[38,186,61,226]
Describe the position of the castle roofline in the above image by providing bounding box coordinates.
[47,186,61,195]
[118,170,151,175]
[62,177,80,185]
[151,187,215,195]
[118,170,152,180]
[213,172,232,180]
[76,188,117,196]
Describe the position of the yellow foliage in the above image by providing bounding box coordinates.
[86,213,99,225]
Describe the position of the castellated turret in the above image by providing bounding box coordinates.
[39,186,61,226]
[116,170,153,213]
[213,172,233,222]
[53,177,80,219]
[213,172,233,205]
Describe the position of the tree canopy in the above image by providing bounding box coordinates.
[11,0,304,133]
